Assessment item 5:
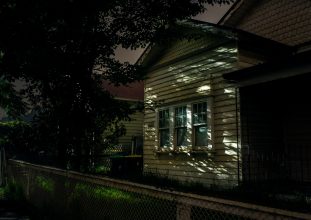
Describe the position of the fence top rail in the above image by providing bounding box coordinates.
[9,159,311,220]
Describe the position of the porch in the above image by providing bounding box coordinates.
[240,73,311,187]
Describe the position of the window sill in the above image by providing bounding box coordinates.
[190,150,215,157]
[154,149,215,157]
[154,150,175,157]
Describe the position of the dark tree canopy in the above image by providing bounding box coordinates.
[0,0,232,170]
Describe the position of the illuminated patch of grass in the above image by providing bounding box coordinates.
[93,187,133,201]
[72,183,136,202]
[94,165,110,174]
[35,176,54,193]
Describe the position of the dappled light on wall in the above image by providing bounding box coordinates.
[196,85,211,94]
[143,41,240,187]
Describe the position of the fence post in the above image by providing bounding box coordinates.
[26,167,30,198]
[0,147,2,186]
[0,147,6,186]
[176,201,191,220]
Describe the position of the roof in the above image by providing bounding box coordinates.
[136,20,236,67]
[179,19,236,39]
[218,0,257,26]
[218,0,311,47]
[137,19,293,69]
[223,50,311,86]
[102,80,144,101]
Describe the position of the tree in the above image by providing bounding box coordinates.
[0,77,26,118]
[0,0,232,170]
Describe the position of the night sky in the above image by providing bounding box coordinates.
[115,3,233,64]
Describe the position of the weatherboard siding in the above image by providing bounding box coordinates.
[118,111,144,148]
[155,35,225,66]
[144,39,241,188]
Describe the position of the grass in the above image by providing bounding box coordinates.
[2,181,26,201]
[35,176,54,193]
[0,183,32,219]
[0,186,5,199]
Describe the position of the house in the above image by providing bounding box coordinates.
[78,81,145,175]
[140,19,292,188]
[219,0,311,47]
[219,0,311,185]
[102,80,144,155]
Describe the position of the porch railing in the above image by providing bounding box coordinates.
[242,144,311,186]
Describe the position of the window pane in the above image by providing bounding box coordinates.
[160,129,170,147]
[175,106,187,127]
[194,125,208,146]
[159,109,169,128]
[176,127,187,146]
[193,102,207,125]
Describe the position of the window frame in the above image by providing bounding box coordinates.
[174,105,188,149]
[156,98,213,152]
[192,101,210,150]
[158,109,170,149]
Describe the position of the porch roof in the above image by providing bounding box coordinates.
[223,50,311,87]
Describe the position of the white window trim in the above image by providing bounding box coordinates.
[172,104,191,151]
[156,108,171,150]
[191,100,213,151]
[155,98,213,152]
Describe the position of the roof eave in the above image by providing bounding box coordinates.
[223,50,311,87]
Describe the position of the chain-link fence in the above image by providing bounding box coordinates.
[7,160,311,220]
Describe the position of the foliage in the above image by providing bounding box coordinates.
[0,120,30,153]
[2,180,25,201]
[35,176,55,193]
[0,77,27,119]
[0,0,233,170]
[0,186,4,199]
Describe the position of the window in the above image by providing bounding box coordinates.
[193,102,208,147]
[175,106,187,146]
[157,100,211,150]
[159,109,170,148]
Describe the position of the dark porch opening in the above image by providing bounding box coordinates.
[240,73,311,187]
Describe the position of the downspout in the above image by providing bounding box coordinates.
[235,87,240,185]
